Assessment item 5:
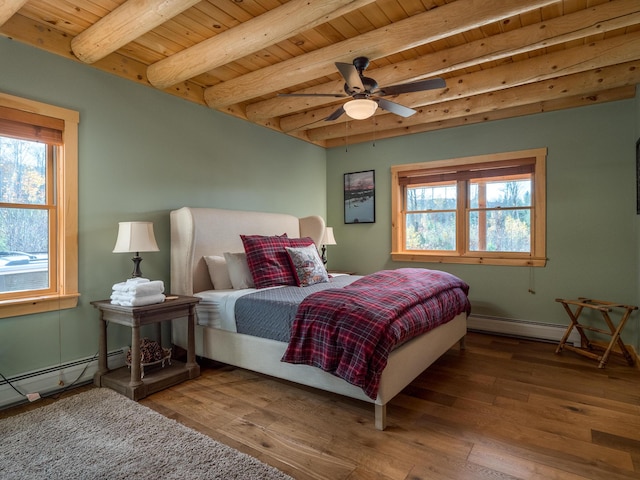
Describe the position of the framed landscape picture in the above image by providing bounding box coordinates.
[344,170,375,224]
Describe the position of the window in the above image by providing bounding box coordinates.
[0,93,79,318]
[391,148,546,267]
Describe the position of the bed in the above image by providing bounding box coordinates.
[170,206,469,430]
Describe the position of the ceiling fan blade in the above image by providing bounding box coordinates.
[324,106,345,121]
[278,93,347,98]
[379,78,446,96]
[335,62,365,93]
[375,98,416,118]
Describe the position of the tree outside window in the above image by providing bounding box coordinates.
[0,93,79,318]
[391,149,546,267]
[0,137,50,293]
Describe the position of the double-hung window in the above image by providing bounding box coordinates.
[0,93,79,318]
[391,148,546,267]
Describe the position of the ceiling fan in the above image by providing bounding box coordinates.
[279,57,446,121]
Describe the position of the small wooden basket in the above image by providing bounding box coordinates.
[125,341,172,379]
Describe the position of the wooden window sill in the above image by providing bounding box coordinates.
[0,293,80,319]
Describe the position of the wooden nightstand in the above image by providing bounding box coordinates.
[91,295,200,400]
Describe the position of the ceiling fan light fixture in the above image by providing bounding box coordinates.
[343,99,378,120]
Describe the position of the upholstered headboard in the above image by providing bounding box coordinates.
[170,207,325,295]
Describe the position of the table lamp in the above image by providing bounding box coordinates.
[113,221,159,278]
[320,227,337,265]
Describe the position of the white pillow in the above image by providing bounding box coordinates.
[203,255,233,290]
[223,252,255,289]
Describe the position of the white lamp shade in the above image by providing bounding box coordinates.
[343,99,378,120]
[321,227,337,246]
[113,222,159,253]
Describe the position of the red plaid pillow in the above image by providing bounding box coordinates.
[241,235,314,288]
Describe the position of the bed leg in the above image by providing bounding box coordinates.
[374,404,386,430]
[459,336,466,350]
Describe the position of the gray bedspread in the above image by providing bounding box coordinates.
[234,275,360,342]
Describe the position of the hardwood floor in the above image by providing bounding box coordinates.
[1,332,638,479]
[136,332,640,480]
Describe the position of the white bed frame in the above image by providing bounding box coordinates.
[170,206,467,430]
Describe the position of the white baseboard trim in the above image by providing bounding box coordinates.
[0,348,126,410]
[0,317,585,410]
[467,314,580,346]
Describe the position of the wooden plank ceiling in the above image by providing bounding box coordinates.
[1,0,639,148]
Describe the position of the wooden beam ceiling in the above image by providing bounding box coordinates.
[0,0,27,27]
[249,1,640,122]
[71,0,202,64]
[202,0,559,109]
[0,0,638,148]
[282,31,640,134]
[311,61,640,142]
[147,0,377,89]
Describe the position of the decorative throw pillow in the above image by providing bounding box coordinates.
[285,244,329,287]
[223,252,255,289]
[203,255,233,290]
[241,234,314,288]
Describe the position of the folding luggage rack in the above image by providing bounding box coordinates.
[555,297,637,368]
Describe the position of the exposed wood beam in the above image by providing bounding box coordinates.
[307,61,640,142]
[324,86,637,148]
[4,0,637,150]
[202,0,560,110]
[248,0,640,121]
[0,13,206,107]
[0,0,27,27]
[71,0,201,64]
[147,0,377,90]
[281,30,640,133]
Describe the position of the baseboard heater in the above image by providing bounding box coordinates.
[467,314,580,346]
[0,348,126,410]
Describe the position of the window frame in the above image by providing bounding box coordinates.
[391,148,547,267]
[0,92,79,318]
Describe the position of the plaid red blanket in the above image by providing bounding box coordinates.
[282,268,470,399]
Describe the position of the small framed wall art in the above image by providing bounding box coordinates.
[344,170,375,224]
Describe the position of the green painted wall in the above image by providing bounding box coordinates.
[1,35,639,382]
[326,99,640,351]
[0,38,326,377]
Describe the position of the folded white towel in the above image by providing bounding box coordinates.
[112,280,164,296]
[127,277,150,284]
[112,277,150,290]
[110,292,133,302]
[110,293,166,307]
[132,281,164,296]
[110,290,161,301]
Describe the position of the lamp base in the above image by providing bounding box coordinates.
[131,254,144,278]
[321,245,328,265]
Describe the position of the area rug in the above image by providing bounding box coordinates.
[0,388,293,479]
